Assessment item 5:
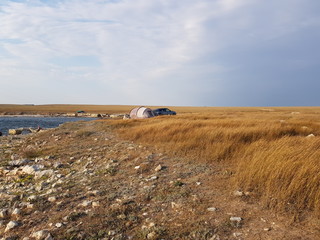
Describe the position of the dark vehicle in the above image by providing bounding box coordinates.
[153,108,176,116]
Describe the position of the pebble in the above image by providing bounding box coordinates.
[154,164,163,172]
[48,196,57,202]
[207,207,218,212]
[12,208,21,216]
[55,222,63,228]
[233,190,244,197]
[31,230,50,240]
[0,209,9,218]
[5,220,20,232]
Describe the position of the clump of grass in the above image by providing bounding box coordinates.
[235,137,320,216]
[21,146,42,158]
[75,130,95,138]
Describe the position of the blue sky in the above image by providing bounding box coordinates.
[0,0,319,106]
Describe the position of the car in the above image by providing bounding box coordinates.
[153,108,176,116]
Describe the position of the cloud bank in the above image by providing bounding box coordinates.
[0,0,319,106]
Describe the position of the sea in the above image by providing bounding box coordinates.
[0,116,96,136]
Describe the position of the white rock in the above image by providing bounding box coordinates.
[35,170,54,180]
[31,230,50,240]
[207,207,218,212]
[79,200,92,207]
[12,208,21,216]
[134,166,140,169]
[306,134,315,138]
[233,232,242,237]
[9,159,30,166]
[92,201,100,208]
[5,220,20,232]
[0,209,9,218]
[147,231,157,239]
[230,216,242,222]
[27,195,37,202]
[233,190,244,197]
[21,165,40,174]
[154,164,163,172]
[55,222,63,228]
[48,196,57,202]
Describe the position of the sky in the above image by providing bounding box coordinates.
[0,0,320,107]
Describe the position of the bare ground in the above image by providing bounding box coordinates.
[0,120,319,240]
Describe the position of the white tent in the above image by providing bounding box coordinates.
[129,107,155,119]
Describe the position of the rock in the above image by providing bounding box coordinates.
[5,220,20,232]
[48,196,57,202]
[27,195,37,202]
[233,232,242,237]
[233,190,244,197]
[12,208,21,216]
[79,200,92,207]
[8,159,31,167]
[207,207,218,212]
[55,222,63,228]
[35,170,54,179]
[147,231,157,239]
[31,230,51,240]
[154,164,163,172]
[92,201,100,208]
[53,162,63,168]
[264,227,271,231]
[0,209,9,218]
[21,165,40,175]
[306,134,315,138]
[230,217,243,227]
[8,129,22,135]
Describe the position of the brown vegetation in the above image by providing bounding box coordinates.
[109,107,320,218]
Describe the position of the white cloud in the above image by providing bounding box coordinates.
[0,0,319,105]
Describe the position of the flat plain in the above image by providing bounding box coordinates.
[0,105,319,239]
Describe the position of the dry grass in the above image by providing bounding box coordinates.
[108,107,320,217]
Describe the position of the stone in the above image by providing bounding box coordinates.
[5,220,20,232]
[12,208,21,216]
[230,217,243,227]
[79,200,92,207]
[233,232,242,237]
[207,207,218,212]
[9,159,30,166]
[8,129,22,135]
[55,222,63,228]
[306,134,315,138]
[154,164,163,172]
[48,196,57,202]
[35,170,54,180]
[21,165,40,175]
[27,195,37,202]
[0,209,9,218]
[31,230,50,240]
[233,190,244,197]
[147,231,157,239]
[92,201,100,208]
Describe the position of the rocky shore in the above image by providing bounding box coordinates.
[0,120,318,239]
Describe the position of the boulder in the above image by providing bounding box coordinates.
[8,129,22,135]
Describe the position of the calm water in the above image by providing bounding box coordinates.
[0,116,95,135]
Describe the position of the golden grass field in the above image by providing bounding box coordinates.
[107,107,320,218]
[1,104,319,218]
